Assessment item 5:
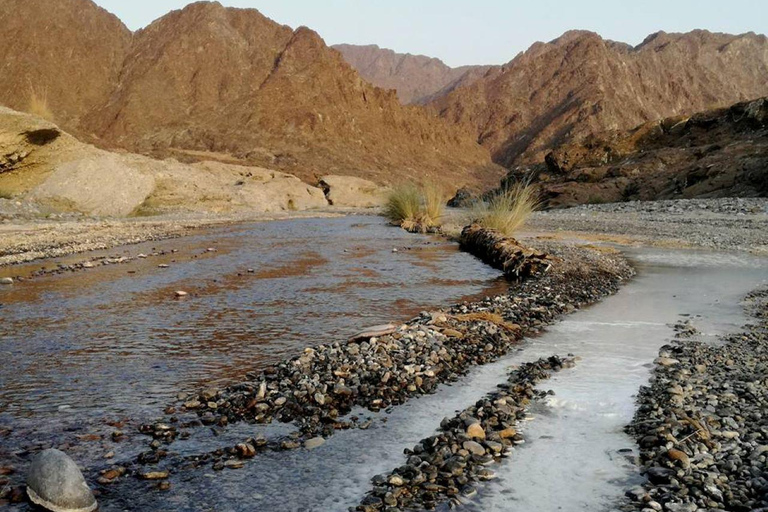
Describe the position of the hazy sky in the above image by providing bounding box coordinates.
[94,1,767,67]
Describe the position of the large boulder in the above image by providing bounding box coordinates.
[26,449,97,512]
[319,175,388,208]
[27,154,156,216]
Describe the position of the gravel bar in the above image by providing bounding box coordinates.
[623,288,768,512]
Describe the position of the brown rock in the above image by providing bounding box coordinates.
[667,448,690,467]
[506,97,768,207]
[499,427,517,439]
[140,471,169,480]
[467,423,486,440]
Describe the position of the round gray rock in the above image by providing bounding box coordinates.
[26,449,97,512]
[0,277,13,285]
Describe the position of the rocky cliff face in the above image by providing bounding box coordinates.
[432,30,768,168]
[503,97,768,207]
[332,44,495,105]
[0,1,502,189]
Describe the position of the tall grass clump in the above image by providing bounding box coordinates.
[420,181,446,226]
[27,87,54,121]
[385,183,422,225]
[470,183,540,237]
[385,181,446,232]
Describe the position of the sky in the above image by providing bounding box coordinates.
[93,0,767,67]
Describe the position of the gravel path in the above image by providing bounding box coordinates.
[527,198,768,254]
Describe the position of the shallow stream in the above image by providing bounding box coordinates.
[1,218,766,511]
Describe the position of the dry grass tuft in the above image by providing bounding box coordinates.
[385,183,422,225]
[27,87,54,121]
[421,180,446,226]
[385,181,447,231]
[469,183,540,236]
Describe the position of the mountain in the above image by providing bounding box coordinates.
[501,97,768,207]
[0,1,502,189]
[431,30,768,168]
[0,0,132,127]
[332,44,495,105]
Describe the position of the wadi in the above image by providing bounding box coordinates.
[0,1,766,512]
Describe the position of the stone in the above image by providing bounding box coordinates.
[667,448,690,467]
[174,291,188,298]
[466,423,486,440]
[498,427,517,439]
[26,449,97,512]
[318,175,388,208]
[462,440,485,456]
[0,277,13,285]
[351,324,397,341]
[654,357,680,367]
[304,437,326,450]
[140,471,169,480]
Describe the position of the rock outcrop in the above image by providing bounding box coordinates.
[432,30,768,168]
[332,44,495,105]
[0,108,329,216]
[503,97,768,207]
[319,175,388,208]
[0,0,502,191]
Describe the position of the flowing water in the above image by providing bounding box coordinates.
[1,218,767,512]
[0,217,507,482]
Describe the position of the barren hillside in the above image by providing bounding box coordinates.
[333,44,495,104]
[0,0,502,189]
[432,30,768,167]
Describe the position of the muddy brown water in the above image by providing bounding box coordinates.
[0,216,508,495]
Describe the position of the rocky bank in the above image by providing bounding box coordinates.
[506,97,768,207]
[623,288,768,512]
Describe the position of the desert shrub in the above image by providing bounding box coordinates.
[385,183,423,225]
[27,87,54,121]
[385,181,446,232]
[469,183,540,236]
[420,180,446,225]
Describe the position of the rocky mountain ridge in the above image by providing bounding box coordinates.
[0,0,502,190]
[332,44,496,104]
[431,29,768,168]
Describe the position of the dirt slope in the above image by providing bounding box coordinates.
[332,44,495,105]
[0,1,502,190]
[432,30,768,168]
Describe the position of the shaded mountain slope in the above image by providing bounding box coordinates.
[332,44,495,105]
[503,97,768,207]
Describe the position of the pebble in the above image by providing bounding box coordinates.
[304,437,326,450]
